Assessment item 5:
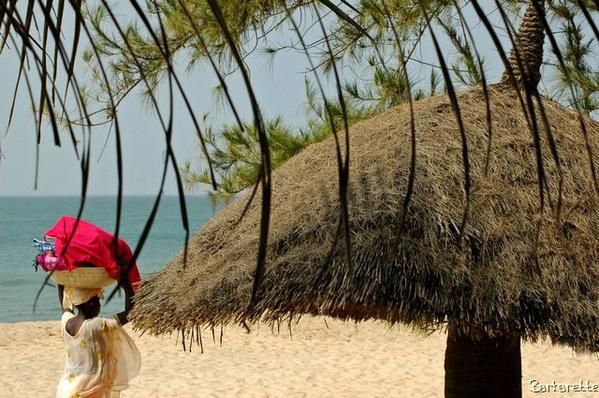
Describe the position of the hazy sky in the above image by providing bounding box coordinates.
[0,18,311,196]
[0,4,510,197]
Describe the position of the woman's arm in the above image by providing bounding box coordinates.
[57,284,73,313]
[116,279,135,326]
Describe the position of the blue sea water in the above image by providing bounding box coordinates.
[0,195,217,322]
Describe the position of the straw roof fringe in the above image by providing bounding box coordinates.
[131,86,599,352]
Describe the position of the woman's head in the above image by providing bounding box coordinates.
[63,286,104,317]
[76,295,101,318]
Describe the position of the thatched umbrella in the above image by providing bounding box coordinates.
[132,2,599,397]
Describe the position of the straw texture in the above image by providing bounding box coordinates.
[131,86,599,352]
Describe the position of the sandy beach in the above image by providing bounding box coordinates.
[1,317,598,397]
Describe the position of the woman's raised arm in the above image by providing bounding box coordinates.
[116,279,135,326]
[57,284,72,313]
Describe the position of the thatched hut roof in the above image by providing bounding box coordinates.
[131,86,599,352]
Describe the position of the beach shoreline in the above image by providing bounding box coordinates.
[1,317,597,397]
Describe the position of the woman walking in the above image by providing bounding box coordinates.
[56,279,141,398]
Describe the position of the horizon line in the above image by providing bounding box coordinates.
[0,193,211,198]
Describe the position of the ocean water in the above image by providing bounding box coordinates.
[0,195,217,322]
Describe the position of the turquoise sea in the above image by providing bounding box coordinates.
[0,195,217,322]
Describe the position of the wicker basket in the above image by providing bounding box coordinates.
[50,267,115,289]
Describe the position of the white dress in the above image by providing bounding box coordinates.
[56,312,141,398]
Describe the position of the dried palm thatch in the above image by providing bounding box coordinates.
[131,84,599,352]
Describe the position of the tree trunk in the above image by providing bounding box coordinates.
[501,0,546,92]
[444,323,522,398]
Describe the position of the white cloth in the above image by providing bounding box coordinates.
[62,287,104,311]
[56,312,141,398]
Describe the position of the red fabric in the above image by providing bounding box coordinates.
[45,216,141,292]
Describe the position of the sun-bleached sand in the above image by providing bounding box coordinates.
[1,317,598,397]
